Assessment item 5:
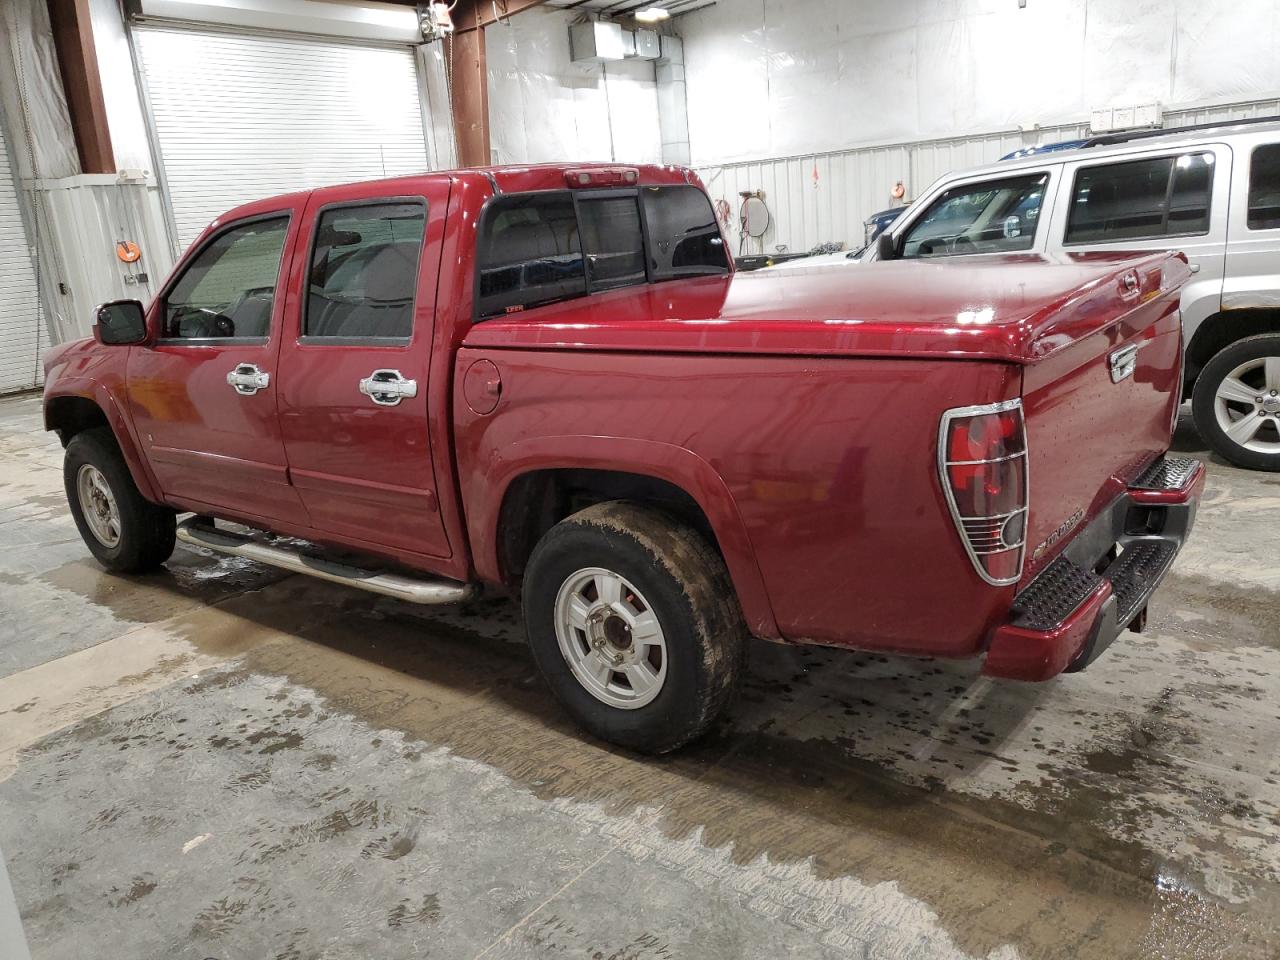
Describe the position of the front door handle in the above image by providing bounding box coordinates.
[226,363,270,396]
[359,369,418,407]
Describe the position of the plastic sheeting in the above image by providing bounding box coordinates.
[0,0,78,181]
[486,7,662,165]
[680,0,1280,166]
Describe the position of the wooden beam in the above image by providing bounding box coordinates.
[451,0,548,34]
[448,26,490,167]
[46,0,115,174]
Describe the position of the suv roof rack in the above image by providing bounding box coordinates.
[1080,114,1280,149]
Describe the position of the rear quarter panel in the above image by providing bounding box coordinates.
[455,348,1021,656]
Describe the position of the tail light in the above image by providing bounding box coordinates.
[938,399,1029,586]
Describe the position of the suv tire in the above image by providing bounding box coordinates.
[1192,334,1280,472]
[65,427,177,572]
[522,502,745,753]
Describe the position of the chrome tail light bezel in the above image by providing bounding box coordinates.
[938,398,1030,587]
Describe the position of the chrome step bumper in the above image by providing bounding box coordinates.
[176,519,475,605]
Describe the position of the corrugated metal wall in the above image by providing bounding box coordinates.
[701,97,1280,255]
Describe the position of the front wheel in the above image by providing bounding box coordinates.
[1191,334,1280,471]
[522,502,745,754]
[64,428,176,572]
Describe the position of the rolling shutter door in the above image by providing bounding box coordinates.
[0,121,43,394]
[135,26,431,251]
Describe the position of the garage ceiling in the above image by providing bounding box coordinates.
[542,0,718,17]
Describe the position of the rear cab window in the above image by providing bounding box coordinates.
[899,174,1049,259]
[475,184,728,319]
[1064,152,1214,244]
[1247,143,1280,230]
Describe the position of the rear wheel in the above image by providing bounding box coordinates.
[522,502,745,753]
[64,428,176,572]
[1192,334,1280,471]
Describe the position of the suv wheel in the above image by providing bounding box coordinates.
[522,502,745,753]
[1192,334,1280,471]
[65,427,177,572]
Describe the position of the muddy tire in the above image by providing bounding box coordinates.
[522,502,745,754]
[1191,334,1280,472]
[64,427,176,573]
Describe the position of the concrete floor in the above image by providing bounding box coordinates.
[0,391,1278,960]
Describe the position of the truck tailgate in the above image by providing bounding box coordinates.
[1019,252,1191,586]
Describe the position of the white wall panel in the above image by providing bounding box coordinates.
[0,119,43,394]
[137,26,431,251]
[487,7,661,165]
[680,0,1280,166]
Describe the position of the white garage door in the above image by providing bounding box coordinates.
[0,121,43,394]
[136,27,432,251]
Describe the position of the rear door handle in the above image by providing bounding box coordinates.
[226,363,270,395]
[359,369,418,406]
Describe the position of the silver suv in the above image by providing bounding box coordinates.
[867,119,1280,471]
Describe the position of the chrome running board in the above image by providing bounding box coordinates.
[176,518,475,605]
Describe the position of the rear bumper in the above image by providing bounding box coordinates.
[982,456,1204,682]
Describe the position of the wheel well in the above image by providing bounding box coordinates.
[1186,309,1280,395]
[45,396,110,447]
[497,469,722,588]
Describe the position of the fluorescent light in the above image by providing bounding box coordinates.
[634,6,670,22]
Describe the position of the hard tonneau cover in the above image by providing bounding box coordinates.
[464,251,1190,364]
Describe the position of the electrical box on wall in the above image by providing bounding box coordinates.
[570,20,626,62]
[625,29,660,60]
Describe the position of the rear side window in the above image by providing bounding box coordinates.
[305,201,426,339]
[163,216,288,339]
[1248,144,1280,230]
[476,193,586,318]
[900,174,1047,259]
[641,185,729,278]
[1065,152,1213,244]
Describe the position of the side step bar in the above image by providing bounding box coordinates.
[176,519,475,605]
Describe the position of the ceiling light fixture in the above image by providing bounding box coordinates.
[634,6,671,23]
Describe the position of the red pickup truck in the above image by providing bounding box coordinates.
[44,163,1204,752]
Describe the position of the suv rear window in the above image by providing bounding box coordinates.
[1065,152,1213,244]
[475,185,729,319]
[1247,144,1280,230]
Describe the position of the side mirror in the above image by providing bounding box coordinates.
[875,231,899,261]
[94,299,148,345]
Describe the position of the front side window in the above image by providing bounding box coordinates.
[640,185,729,279]
[578,195,647,290]
[1065,152,1214,244]
[476,193,586,319]
[1247,144,1280,230]
[305,201,426,339]
[901,174,1047,259]
[163,216,289,339]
